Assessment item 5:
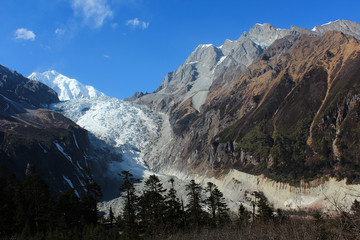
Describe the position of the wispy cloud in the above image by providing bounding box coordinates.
[55,28,66,35]
[126,18,149,30]
[14,28,36,41]
[71,0,113,28]
[103,54,110,58]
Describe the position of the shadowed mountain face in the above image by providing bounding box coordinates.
[0,65,59,108]
[165,31,360,183]
[0,65,90,195]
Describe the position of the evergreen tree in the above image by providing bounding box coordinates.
[18,173,56,236]
[238,203,250,227]
[185,180,204,228]
[119,170,139,240]
[205,182,229,227]
[254,191,273,222]
[81,168,103,226]
[0,168,20,237]
[56,189,82,229]
[138,174,166,237]
[164,178,183,231]
[109,207,115,225]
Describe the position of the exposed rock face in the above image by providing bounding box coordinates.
[128,23,300,113]
[0,65,89,196]
[312,20,360,39]
[127,21,360,186]
[166,32,360,183]
[128,20,360,114]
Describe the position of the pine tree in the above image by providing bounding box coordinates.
[19,173,56,235]
[205,182,229,227]
[81,168,102,226]
[185,180,204,228]
[56,189,82,229]
[0,167,20,237]
[119,170,139,240]
[109,207,115,225]
[164,178,183,231]
[254,191,273,222]
[238,203,250,227]
[138,174,166,237]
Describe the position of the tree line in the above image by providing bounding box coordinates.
[118,171,232,239]
[2,166,360,239]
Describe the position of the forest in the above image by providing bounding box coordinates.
[1,167,360,240]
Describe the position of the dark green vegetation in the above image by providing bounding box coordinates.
[0,166,108,240]
[118,172,230,239]
[2,168,360,240]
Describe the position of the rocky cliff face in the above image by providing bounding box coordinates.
[127,21,360,186]
[0,65,90,196]
[163,32,360,184]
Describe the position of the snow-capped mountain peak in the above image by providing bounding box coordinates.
[29,70,106,101]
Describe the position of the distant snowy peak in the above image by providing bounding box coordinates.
[28,70,106,101]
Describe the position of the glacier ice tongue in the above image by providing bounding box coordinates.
[51,96,162,181]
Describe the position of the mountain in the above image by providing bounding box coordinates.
[173,31,360,182]
[3,20,360,213]
[120,20,360,211]
[0,65,90,196]
[127,20,360,114]
[28,70,106,101]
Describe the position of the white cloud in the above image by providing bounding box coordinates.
[14,28,36,41]
[71,0,113,28]
[126,18,149,30]
[55,28,66,35]
[103,54,110,58]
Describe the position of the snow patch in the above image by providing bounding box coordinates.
[199,44,213,48]
[63,175,74,188]
[73,133,79,149]
[38,143,48,153]
[322,21,334,26]
[55,142,73,164]
[186,61,199,65]
[217,56,227,66]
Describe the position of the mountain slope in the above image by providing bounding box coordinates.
[29,70,106,101]
[0,65,90,196]
[164,31,360,184]
[0,65,59,107]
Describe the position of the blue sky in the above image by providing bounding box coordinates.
[1,0,360,99]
